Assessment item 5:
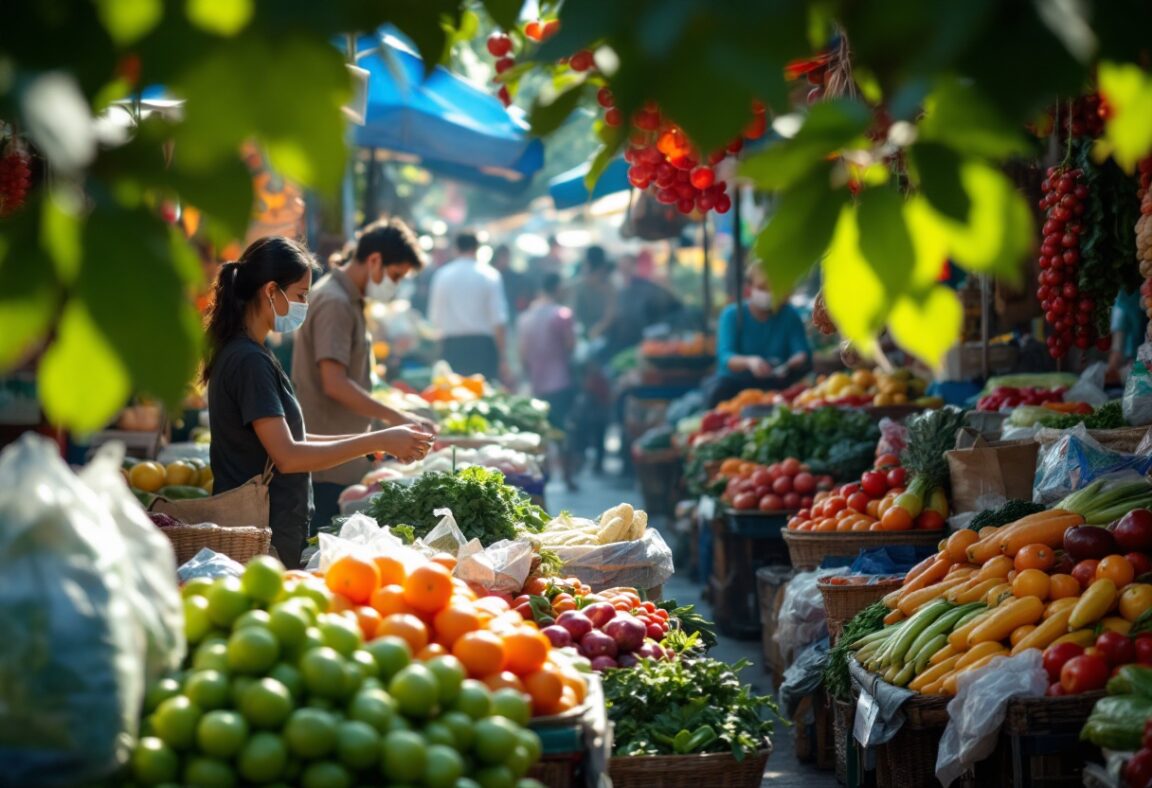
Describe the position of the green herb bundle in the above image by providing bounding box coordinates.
[364,466,548,544]
[744,406,878,480]
[602,657,777,758]
[822,602,888,701]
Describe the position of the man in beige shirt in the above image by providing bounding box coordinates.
[292,218,436,529]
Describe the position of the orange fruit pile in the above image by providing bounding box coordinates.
[322,552,587,717]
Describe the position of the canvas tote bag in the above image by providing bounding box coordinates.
[149,461,273,528]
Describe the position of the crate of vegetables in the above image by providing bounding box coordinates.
[818,574,905,643]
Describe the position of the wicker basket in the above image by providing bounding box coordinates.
[817,575,904,643]
[1003,691,1105,734]
[783,529,944,570]
[162,522,272,565]
[527,752,582,788]
[608,742,772,788]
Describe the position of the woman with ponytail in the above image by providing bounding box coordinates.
[204,236,434,566]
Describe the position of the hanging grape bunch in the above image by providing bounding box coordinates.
[0,136,32,217]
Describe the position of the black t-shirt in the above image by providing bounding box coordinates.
[208,337,313,562]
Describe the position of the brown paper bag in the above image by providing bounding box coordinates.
[946,430,1038,515]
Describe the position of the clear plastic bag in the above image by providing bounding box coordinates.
[177,547,245,581]
[0,434,184,784]
[876,418,909,459]
[1066,361,1110,407]
[417,508,468,555]
[305,512,422,572]
[774,567,848,664]
[1033,425,1152,503]
[935,651,1048,787]
[456,539,536,595]
[1125,342,1152,425]
[551,528,675,592]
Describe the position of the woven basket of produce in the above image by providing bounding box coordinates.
[783,530,944,570]
[608,742,772,788]
[817,574,905,642]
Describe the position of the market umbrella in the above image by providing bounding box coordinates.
[353,32,544,193]
[547,158,631,209]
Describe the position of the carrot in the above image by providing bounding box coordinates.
[999,514,1085,556]
[966,510,1076,564]
[897,573,974,615]
[902,552,944,588]
[896,556,951,600]
[883,608,907,626]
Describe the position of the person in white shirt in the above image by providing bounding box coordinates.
[428,231,510,381]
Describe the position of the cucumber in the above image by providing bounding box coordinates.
[158,484,209,500]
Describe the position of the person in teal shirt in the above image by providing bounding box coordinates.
[1107,287,1149,383]
[707,266,812,407]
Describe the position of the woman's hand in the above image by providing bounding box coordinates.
[374,424,435,463]
[747,357,775,378]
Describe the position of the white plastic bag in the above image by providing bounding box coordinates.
[774,567,848,664]
[0,434,183,784]
[551,528,675,592]
[305,512,421,572]
[935,651,1048,787]
[416,508,468,555]
[1066,361,1110,407]
[456,539,536,595]
[1124,342,1152,425]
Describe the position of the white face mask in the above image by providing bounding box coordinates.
[748,288,773,311]
[367,271,400,302]
[271,288,308,333]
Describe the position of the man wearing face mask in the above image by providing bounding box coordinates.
[292,218,437,529]
[707,264,812,407]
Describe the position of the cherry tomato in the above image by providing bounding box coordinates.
[646,624,665,640]
[886,467,907,489]
[1135,635,1152,666]
[1096,631,1137,667]
[732,492,758,510]
[1060,653,1109,694]
[860,471,888,498]
[1043,642,1084,683]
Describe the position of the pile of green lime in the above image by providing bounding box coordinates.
[131,556,547,788]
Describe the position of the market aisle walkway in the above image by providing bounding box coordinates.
[545,466,839,788]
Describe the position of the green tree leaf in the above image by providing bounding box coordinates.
[887,286,963,368]
[38,301,132,436]
[856,185,915,295]
[917,77,1034,159]
[174,36,351,193]
[77,204,203,409]
[819,203,889,355]
[1096,61,1152,172]
[186,0,253,36]
[739,100,873,191]
[0,211,59,369]
[480,0,523,32]
[96,0,164,45]
[908,141,971,223]
[529,82,590,137]
[916,159,1032,284]
[753,165,846,302]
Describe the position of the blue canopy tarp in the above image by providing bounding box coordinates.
[353,33,544,193]
[547,158,631,209]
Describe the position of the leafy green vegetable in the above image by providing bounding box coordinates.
[900,406,967,491]
[363,466,549,544]
[602,657,777,759]
[823,601,888,701]
[656,599,718,651]
[1037,401,1126,431]
[438,393,554,436]
[968,500,1046,531]
[743,407,879,479]
[440,411,495,436]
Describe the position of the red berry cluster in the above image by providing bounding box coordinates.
[0,140,31,218]
[1065,94,1107,139]
[1037,164,1109,357]
[606,98,766,216]
[485,20,560,107]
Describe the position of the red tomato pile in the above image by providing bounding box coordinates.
[721,457,833,513]
[976,386,1065,411]
[787,454,945,532]
[1043,630,1152,696]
